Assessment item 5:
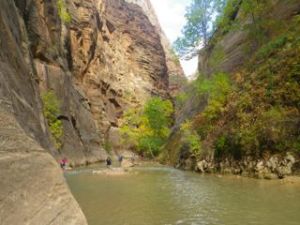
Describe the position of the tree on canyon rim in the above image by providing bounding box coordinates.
[173,0,226,58]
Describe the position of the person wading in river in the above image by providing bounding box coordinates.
[60,157,68,170]
[106,156,112,168]
[118,155,123,166]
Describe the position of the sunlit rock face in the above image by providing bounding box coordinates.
[125,0,186,95]
[0,0,182,223]
[10,0,176,164]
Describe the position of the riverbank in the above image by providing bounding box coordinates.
[63,150,300,182]
[174,152,300,180]
[62,156,300,189]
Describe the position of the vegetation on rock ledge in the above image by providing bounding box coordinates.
[170,0,300,164]
[57,0,71,24]
[41,91,63,150]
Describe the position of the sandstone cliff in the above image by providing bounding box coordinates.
[10,0,179,165]
[0,0,182,223]
[125,0,186,94]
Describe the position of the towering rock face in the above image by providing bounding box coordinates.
[9,0,177,165]
[0,0,181,223]
[125,0,186,94]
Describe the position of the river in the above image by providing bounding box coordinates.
[65,164,300,225]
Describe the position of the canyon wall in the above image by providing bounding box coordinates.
[17,0,175,165]
[164,0,300,179]
[125,0,186,94]
[0,0,182,223]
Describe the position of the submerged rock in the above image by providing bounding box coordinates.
[93,168,129,176]
[121,159,137,168]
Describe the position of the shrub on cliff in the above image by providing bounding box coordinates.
[120,97,174,157]
[192,16,300,158]
[57,0,71,24]
[180,120,202,155]
[194,72,232,121]
[41,91,63,150]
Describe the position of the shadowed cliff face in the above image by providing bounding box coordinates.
[198,0,300,76]
[0,0,181,223]
[0,0,87,224]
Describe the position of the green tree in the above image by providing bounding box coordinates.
[214,0,242,33]
[174,0,227,57]
[144,97,173,136]
[120,97,174,157]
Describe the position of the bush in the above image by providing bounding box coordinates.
[120,97,174,157]
[41,91,63,150]
[104,140,112,153]
[214,135,242,160]
[194,73,232,121]
[175,92,188,109]
[256,35,288,60]
[57,0,71,23]
[180,121,202,155]
[214,0,241,33]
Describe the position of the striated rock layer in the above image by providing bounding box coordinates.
[125,0,186,95]
[0,0,181,223]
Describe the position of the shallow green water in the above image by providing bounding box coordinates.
[65,165,300,225]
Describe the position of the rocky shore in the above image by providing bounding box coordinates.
[179,152,299,180]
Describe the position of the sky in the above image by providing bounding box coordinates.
[149,0,198,77]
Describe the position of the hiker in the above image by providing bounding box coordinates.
[118,155,123,166]
[60,157,68,169]
[106,156,112,168]
[131,153,135,164]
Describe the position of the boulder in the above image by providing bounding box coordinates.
[121,159,135,168]
[197,160,208,173]
[266,155,279,172]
